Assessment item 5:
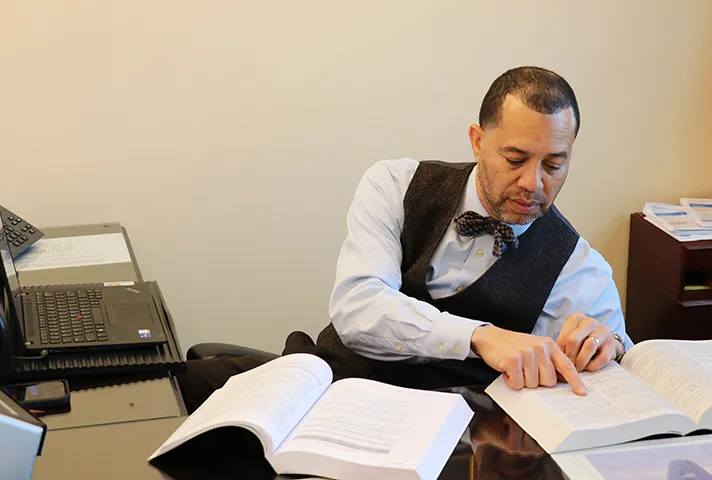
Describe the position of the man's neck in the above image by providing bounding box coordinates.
[474,168,498,220]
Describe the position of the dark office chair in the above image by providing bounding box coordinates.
[186,330,324,367]
[186,343,279,363]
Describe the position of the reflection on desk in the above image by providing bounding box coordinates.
[446,387,564,480]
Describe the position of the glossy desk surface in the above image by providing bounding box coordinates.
[33,386,568,480]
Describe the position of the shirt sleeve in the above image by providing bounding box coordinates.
[328,160,483,362]
[539,237,635,350]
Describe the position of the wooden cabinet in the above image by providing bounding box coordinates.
[625,213,712,342]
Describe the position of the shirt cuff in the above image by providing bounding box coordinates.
[425,313,486,360]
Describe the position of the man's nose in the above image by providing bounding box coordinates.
[517,163,544,192]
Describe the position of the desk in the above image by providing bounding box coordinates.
[31,386,568,480]
[32,417,186,480]
[4,223,187,479]
[17,223,186,432]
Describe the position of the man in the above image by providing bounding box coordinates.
[178,66,632,411]
[319,65,632,395]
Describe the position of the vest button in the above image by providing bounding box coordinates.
[454,346,462,355]
[439,344,446,353]
[476,249,485,258]
[456,286,464,293]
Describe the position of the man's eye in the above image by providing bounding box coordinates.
[545,164,561,172]
[506,159,525,166]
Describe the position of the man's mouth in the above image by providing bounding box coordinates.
[508,199,540,213]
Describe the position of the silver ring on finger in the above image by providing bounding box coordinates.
[588,335,601,348]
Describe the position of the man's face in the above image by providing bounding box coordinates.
[469,95,577,225]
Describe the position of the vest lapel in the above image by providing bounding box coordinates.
[400,161,475,301]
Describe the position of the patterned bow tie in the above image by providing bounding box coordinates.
[453,211,519,257]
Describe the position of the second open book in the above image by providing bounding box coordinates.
[486,339,712,453]
[149,353,473,480]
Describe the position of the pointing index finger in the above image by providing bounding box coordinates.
[552,348,587,396]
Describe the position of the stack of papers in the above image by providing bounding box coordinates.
[680,198,712,228]
[643,201,712,242]
[14,233,132,271]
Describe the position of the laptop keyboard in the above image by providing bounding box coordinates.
[37,290,109,346]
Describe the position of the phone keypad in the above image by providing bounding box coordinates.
[0,206,45,257]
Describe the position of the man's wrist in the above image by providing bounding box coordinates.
[470,324,494,356]
[611,332,626,362]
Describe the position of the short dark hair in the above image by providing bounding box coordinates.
[479,66,580,137]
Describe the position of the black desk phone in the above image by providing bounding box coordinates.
[0,205,44,258]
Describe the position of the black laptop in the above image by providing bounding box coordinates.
[0,232,167,354]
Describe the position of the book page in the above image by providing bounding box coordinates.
[272,378,473,479]
[533,363,682,430]
[486,363,692,453]
[622,340,712,424]
[149,353,332,460]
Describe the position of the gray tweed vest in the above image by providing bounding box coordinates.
[316,160,580,387]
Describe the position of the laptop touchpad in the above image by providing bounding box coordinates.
[106,303,154,326]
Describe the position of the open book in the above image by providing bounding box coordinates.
[486,339,712,454]
[149,354,473,480]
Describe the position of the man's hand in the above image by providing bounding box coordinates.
[471,325,587,395]
[556,313,622,373]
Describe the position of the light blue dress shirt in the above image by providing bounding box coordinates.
[329,158,634,362]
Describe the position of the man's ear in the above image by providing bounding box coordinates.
[469,124,485,160]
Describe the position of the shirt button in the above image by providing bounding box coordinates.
[454,346,462,355]
[439,344,446,353]
[476,249,485,258]
[396,344,403,351]
[456,286,464,293]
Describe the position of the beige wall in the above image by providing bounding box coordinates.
[1,1,711,353]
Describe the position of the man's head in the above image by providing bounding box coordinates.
[470,66,579,224]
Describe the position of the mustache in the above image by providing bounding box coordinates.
[506,191,547,204]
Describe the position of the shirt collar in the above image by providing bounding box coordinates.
[461,165,533,238]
